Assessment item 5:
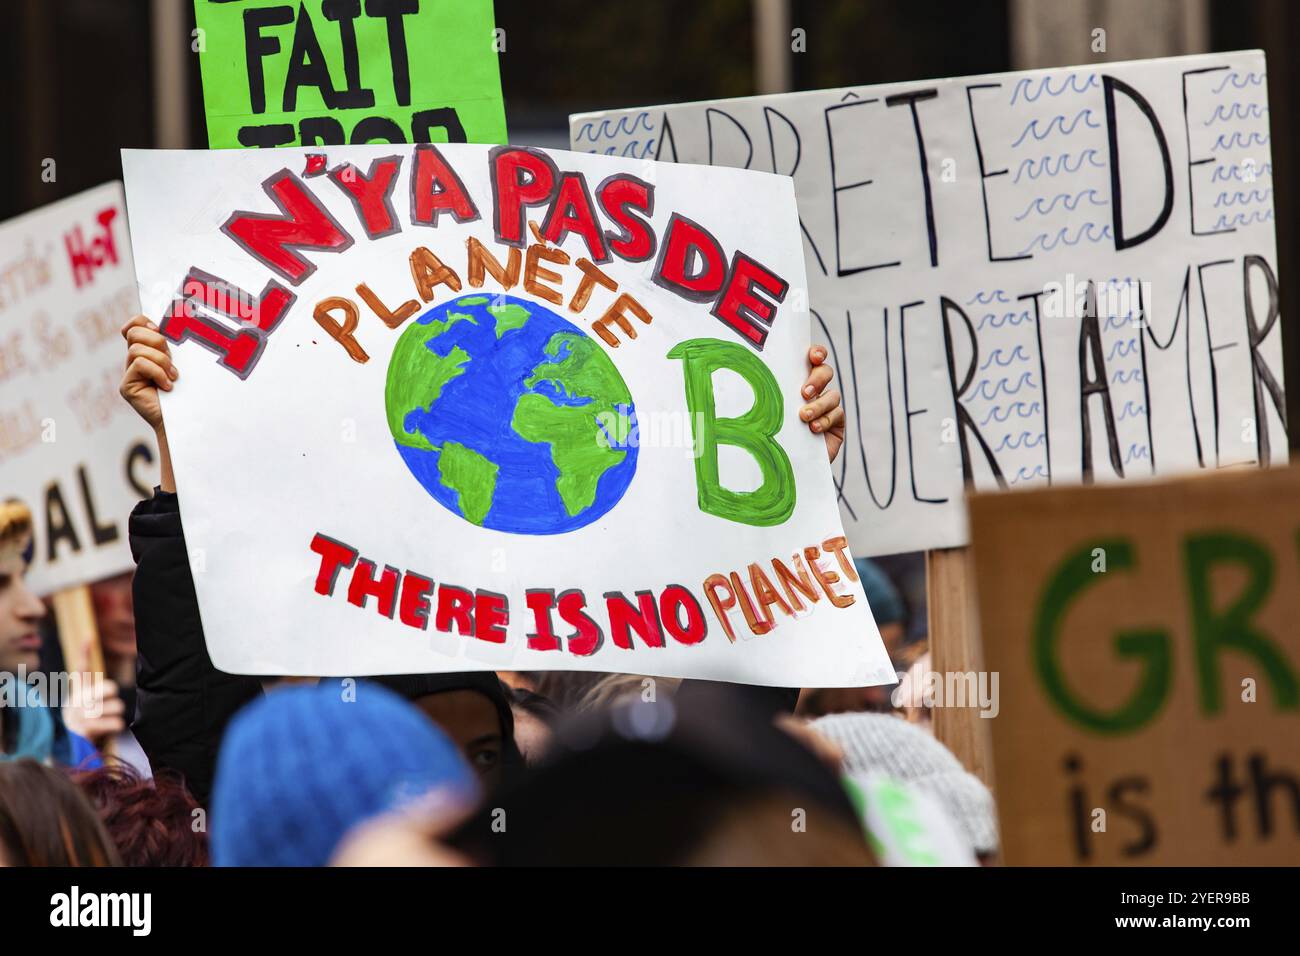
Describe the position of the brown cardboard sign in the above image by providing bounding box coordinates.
[969,467,1300,865]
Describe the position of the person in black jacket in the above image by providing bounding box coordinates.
[121,317,261,803]
[121,316,528,802]
[117,312,847,804]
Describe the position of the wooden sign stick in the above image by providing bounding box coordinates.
[50,584,115,757]
[51,584,104,674]
[925,546,994,787]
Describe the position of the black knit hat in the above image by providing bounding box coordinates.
[365,672,522,770]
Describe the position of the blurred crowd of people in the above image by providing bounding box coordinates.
[0,317,998,868]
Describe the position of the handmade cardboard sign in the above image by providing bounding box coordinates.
[572,51,1285,556]
[970,467,1300,865]
[194,0,507,149]
[120,143,892,685]
[0,183,157,595]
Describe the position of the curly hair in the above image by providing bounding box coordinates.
[73,763,209,867]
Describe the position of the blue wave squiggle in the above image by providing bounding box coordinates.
[1210,162,1272,182]
[1106,337,1139,360]
[966,289,1010,305]
[1007,464,1049,485]
[573,112,655,143]
[1210,71,1266,95]
[1011,108,1101,147]
[979,401,1043,426]
[1211,131,1270,150]
[993,431,1046,451]
[1013,149,1107,184]
[976,310,1034,330]
[1009,73,1099,105]
[1013,187,1108,221]
[1213,188,1273,208]
[1017,221,1112,256]
[973,372,1037,400]
[978,346,1031,370]
[1203,102,1269,125]
[1213,209,1275,229]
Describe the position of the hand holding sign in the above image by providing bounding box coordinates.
[61,675,127,747]
[574,51,1286,558]
[119,315,178,494]
[801,346,844,462]
[119,315,177,429]
[121,143,890,686]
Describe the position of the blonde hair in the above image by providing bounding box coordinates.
[0,501,32,563]
[576,673,681,713]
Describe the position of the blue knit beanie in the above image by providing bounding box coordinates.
[211,682,477,867]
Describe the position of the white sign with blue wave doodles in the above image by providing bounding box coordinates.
[572,52,1285,556]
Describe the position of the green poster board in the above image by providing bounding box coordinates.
[194,0,507,148]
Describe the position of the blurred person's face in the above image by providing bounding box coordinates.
[495,670,537,693]
[90,572,137,660]
[510,703,552,765]
[879,622,906,657]
[798,684,895,717]
[414,690,504,788]
[897,652,934,726]
[0,553,45,674]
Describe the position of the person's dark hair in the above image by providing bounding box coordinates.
[367,672,524,771]
[73,764,208,866]
[0,759,120,866]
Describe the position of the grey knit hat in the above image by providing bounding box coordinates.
[812,712,1000,855]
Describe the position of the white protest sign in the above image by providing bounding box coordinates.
[121,143,893,686]
[0,183,157,595]
[571,51,1285,556]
